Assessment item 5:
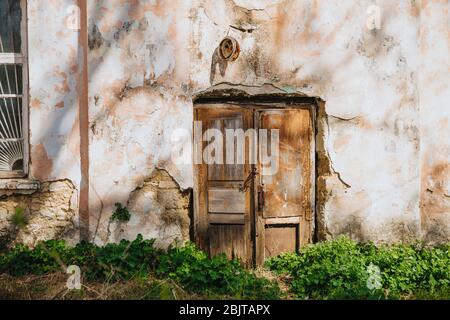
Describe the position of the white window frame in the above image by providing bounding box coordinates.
[0,0,28,178]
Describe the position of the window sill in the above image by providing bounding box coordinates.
[0,179,40,195]
[0,171,27,179]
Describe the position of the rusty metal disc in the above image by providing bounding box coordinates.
[219,37,240,62]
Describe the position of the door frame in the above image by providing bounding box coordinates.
[193,94,318,266]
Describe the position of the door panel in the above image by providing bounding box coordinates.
[209,225,248,261]
[208,188,245,214]
[259,110,312,218]
[255,108,314,264]
[265,225,299,258]
[207,117,244,181]
[195,106,253,265]
[209,214,245,225]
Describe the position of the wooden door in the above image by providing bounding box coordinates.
[255,109,314,265]
[194,106,254,265]
[194,105,314,266]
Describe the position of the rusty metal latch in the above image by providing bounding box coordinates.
[258,185,265,211]
[239,168,258,193]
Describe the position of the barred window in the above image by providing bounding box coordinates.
[0,0,28,177]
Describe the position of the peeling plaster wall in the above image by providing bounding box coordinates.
[0,1,82,247]
[107,169,190,247]
[187,0,447,244]
[28,0,82,184]
[10,0,449,247]
[86,0,193,246]
[418,0,450,244]
[188,0,426,244]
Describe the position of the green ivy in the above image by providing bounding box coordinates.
[266,236,450,299]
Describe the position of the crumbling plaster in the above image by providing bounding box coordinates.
[28,0,82,185]
[0,180,78,248]
[7,0,448,247]
[189,0,427,243]
[106,169,190,247]
[0,1,83,248]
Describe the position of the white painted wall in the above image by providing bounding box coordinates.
[24,0,450,245]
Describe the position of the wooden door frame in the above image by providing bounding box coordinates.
[193,94,318,266]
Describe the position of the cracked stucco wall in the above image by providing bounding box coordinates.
[105,169,190,247]
[10,0,449,246]
[418,0,450,245]
[189,0,425,244]
[28,0,82,184]
[86,0,194,246]
[0,1,83,247]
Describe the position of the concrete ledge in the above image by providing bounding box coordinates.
[0,179,40,192]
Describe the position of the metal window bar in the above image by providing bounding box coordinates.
[0,0,24,172]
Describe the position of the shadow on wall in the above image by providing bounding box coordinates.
[24,1,434,247]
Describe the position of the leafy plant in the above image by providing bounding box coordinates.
[0,236,280,299]
[157,243,281,299]
[11,207,28,229]
[266,236,450,300]
[2,235,450,300]
[111,203,131,223]
[0,240,68,276]
[266,236,378,299]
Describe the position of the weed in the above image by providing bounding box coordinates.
[111,203,131,223]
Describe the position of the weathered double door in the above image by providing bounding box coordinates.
[194,104,314,266]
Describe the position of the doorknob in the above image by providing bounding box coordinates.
[239,168,258,193]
